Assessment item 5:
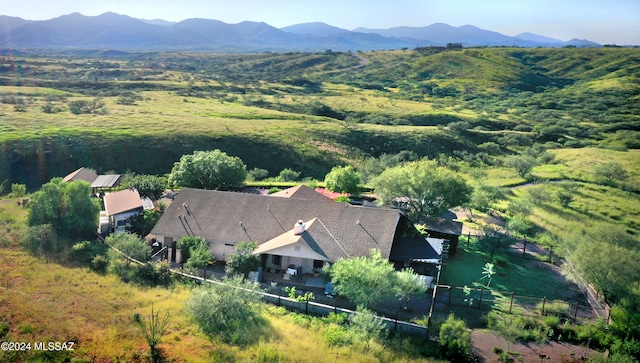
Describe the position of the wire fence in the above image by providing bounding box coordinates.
[100,233,610,339]
[461,232,560,264]
[434,284,610,324]
[99,235,431,337]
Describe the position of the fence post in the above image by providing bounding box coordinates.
[573,302,579,323]
[548,247,553,264]
[305,299,309,314]
[509,292,515,314]
[277,287,281,306]
[478,288,484,309]
[447,286,452,306]
[522,240,527,258]
[395,308,399,333]
[203,268,206,280]
[334,297,337,313]
[541,297,546,315]
[467,233,471,249]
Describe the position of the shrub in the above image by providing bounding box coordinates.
[0,321,9,339]
[91,255,109,274]
[10,183,26,198]
[349,306,387,351]
[324,324,353,347]
[324,312,347,325]
[439,314,472,361]
[185,276,264,344]
[276,168,300,182]
[19,324,36,334]
[537,301,570,316]
[68,98,107,114]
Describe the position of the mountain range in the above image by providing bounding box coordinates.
[0,12,601,52]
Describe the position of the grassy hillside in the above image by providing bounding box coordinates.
[1,48,638,190]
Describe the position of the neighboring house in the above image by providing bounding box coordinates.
[103,189,149,234]
[62,167,98,183]
[149,185,455,279]
[63,167,122,196]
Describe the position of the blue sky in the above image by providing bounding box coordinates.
[3,0,639,44]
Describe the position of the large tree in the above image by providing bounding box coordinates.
[324,165,361,194]
[328,249,426,308]
[593,161,629,185]
[371,159,471,221]
[121,174,167,199]
[169,149,247,190]
[28,178,100,239]
[506,155,537,179]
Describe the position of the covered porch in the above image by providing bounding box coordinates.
[252,218,333,284]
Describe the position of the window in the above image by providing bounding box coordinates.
[313,260,324,269]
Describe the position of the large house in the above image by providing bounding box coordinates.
[150,186,461,277]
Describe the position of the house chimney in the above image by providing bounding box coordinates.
[293,220,305,235]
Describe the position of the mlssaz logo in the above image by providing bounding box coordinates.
[33,342,75,351]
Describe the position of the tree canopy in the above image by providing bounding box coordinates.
[328,249,426,308]
[324,165,361,194]
[27,178,100,239]
[371,159,471,221]
[593,161,629,185]
[169,149,247,190]
[121,174,167,199]
[506,155,537,179]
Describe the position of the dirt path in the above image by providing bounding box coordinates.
[472,330,596,362]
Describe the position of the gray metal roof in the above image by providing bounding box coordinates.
[91,174,122,188]
[151,188,402,261]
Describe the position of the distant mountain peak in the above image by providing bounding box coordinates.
[281,22,349,37]
[515,32,564,44]
[0,13,603,51]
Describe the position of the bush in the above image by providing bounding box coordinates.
[324,324,353,347]
[68,98,107,114]
[91,255,109,274]
[439,314,472,361]
[185,276,264,344]
[537,301,570,316]
[10,183,26,198]
[349,306,387,351]
[276,168,300,182]
[0,321,9,339]
[324,312,347,325]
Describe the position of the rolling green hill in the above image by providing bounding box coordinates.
[0,47,638,189]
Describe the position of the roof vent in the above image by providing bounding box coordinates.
[293,220,305,235]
